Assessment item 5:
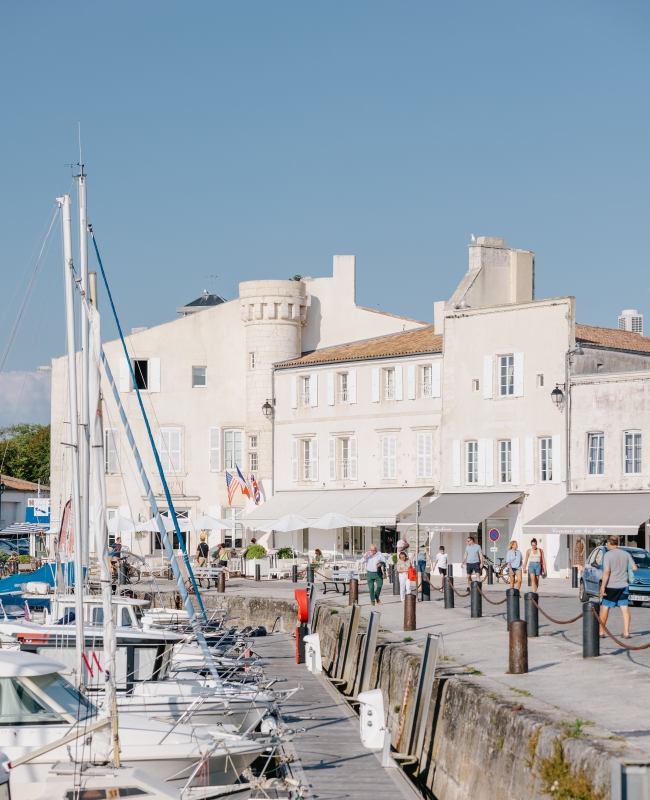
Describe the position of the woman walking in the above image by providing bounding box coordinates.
[523,538,546,592]
[506,540,523,590]
[396,551,413,602]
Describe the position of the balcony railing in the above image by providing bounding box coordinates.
[302,460,314,481]
[301,392,311,406]
[340,459,351,479]
[385,386,396,400]
[339,389,349,403]
[421,381,433,398]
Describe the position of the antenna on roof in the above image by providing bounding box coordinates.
[205,274,216,294]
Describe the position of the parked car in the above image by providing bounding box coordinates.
[579,546,650,606]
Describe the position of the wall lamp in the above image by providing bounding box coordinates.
[551,385,564,407]
[262,399,275,418]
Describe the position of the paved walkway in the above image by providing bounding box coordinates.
[206,575,650,757]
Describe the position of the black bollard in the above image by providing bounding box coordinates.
[393,563,400,595]
[583,601,600,658]
[349,578,359,605]
[506,588,520,631]
[508,620,528,674]
[255,563,261,582]
[444,576,455,609]
[217,570,226,593]
[524,592,538,637]
[292,564,298,583]
[306,565,314,584]
[422,574,431,601]
[487,563,494,585]
[572,566,579,589]
[470,580,482,617]
[404,593,416,631]
[448,563,454,579]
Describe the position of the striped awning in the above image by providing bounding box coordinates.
[0,522,49,536]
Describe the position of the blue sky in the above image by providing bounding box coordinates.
[0,1,649,424]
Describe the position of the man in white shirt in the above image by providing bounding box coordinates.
[362,544,387,606]
[433,546,448,588]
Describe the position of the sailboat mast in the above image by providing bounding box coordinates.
[57,194,86,687]
[76,166,91,572]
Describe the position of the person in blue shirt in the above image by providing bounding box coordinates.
[461,536,483,586]
[506,540,523,590]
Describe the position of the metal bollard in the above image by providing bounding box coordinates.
[307,565,314,584]
[524,592,538,637]
[255,564,261,582]
[217,570,226,593]
[422,574,431,601]
[444,576,455,609]
[508,620,528,674]
[487,563,494,585]
[404,593,416,631]
[470,580,482,618]
[393,563,400,595]
[349,578,359,605]
[571,566,579,589]
[506,588,520,631]
[292,564,298,583]
[448,563,454,579]
[583,601,600,658]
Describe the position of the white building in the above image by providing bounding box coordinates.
[49,256,425,557]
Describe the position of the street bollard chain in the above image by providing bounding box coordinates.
[592,606,650,651]
[530,597,583,625]
[476,585,508,605]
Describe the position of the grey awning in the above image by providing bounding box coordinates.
[523,493,650,537]
[399,492,522,533]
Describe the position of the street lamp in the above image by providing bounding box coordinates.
[551,385,564,407]
[262,399,275,418]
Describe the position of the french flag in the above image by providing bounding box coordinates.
[235,465,251,499]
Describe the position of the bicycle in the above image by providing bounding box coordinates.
[481,555,511,584]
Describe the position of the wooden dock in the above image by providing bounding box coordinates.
[256,634,420,800]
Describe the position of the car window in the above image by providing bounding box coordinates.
[587,548,599,566]
[628,550,650,569]
[593,548,604,568]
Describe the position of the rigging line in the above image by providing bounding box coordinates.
[0,205,59,375]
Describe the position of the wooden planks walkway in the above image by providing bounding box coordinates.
[255,634,409,800]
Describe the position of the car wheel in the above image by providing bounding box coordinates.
[578,580,588,603]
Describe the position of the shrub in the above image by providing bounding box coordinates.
[277,547,296,559]
[245,544,267,560]
[0,552,9,563]
[19,555,31,564]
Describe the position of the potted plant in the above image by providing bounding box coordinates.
[244,544,269,578]
[276,547,296,560]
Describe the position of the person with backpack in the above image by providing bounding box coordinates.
[506,540,523,590]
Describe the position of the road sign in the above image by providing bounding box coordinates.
[490,547,499,553]
[489,528,500,543]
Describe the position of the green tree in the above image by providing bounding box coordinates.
[0,424,51,485]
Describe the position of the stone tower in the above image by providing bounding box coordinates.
[240,280,310,494]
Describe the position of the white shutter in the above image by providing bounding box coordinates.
[483,356,493,399]
[452,439,461,486]
[327,372,335,405]
[511,438,520,485]
[485,439,494,486]
[169,428,182,472]
[292,440,298,482]
[477,439,486,486]
[149,358,161,392]
[431,362,441,398]
[119,358,131,393]
[291,376,297,409]
[407,364,416,400]
[310,374,318,407]
[371,368,380,402]
[349,437,358,480]
[389,435,396,479]
[552,434,562,483]
[159,429,170,473]
[105,429,119,474]
[311,438,318,481]
[395,365,403,400]
[513,353,524,397]
[209,427,221,472]
[525,437,534,484]
[348,370,357,403]
[328,438,336,481]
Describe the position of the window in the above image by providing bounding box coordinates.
[417,432,433,478]
[159,427,182,472]
[224,430,243,470]
[339,372,349,403]
[466,441,478,483]
[249,352,255,370]
[223,508,243,548]
[539,438,553,482]
[499,440,512,483]
[588,433,604,475]
[105,429,119,474]
[249,435,258,450]
[340,437,351,478]
[192,366,207,387]
[472,379,480,393]
[382,435,397,479]
[301,376,311,406]
[421,366,433,398]
[537,374,545,389]
[302,439,316,481]
[121,607,133,627]
[249,452,259,472]
[624,431,642,475]
[385,369,396,400]
[499,355,514,396]
[133,360,148,390]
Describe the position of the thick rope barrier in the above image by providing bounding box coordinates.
[592,606,650,651]
[530,597,583,625]
[476,585,507,605]
[450,582,470,598]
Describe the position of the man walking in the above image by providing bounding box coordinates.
[461,536,483,586]
[600,536,637,638]
[196,533,209,566]
[362,544,387,606]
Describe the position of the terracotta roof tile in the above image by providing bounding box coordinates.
[277,326,442,367]
[576,324,650,354]
[0,474,49,492]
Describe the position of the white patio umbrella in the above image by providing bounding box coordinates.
[255,514,310,533]
[107,515,137,534]
[178,515,233,532]
[310,512,364,530]
[135,516,177,533]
